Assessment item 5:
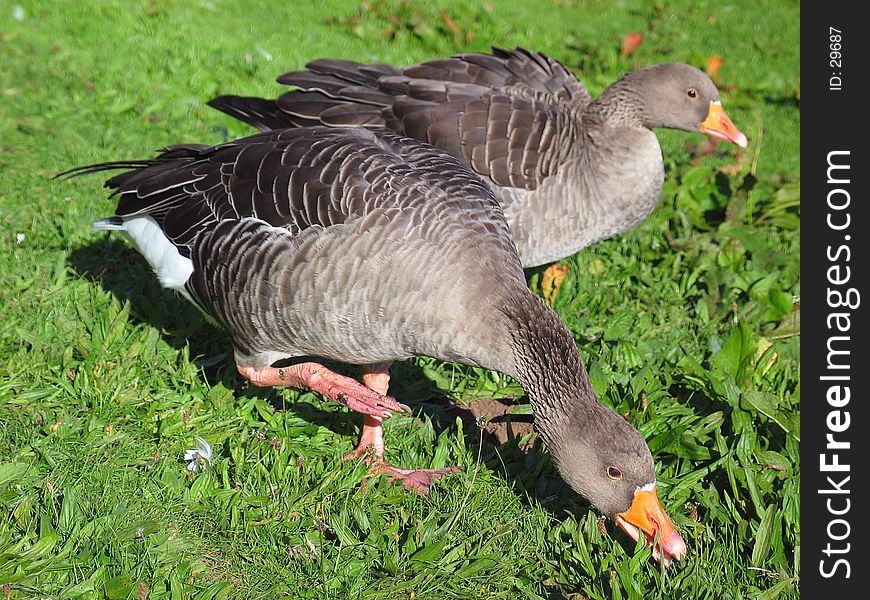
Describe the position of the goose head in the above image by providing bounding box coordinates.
[605,62,748,148]
[505,297,688,565]
[543,402,688,565]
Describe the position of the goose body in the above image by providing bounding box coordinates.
[93,129,520,370]
[209,48,747,267]
[70,126,686,563]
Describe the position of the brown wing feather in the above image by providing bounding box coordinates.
[208,48,589,191]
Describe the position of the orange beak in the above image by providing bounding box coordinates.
[700,100,748,148]
[615,485,687,566]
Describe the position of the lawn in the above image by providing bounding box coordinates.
[0,1,800,598]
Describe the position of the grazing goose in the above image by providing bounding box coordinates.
[208,47,748,268]
[66,127,686,564]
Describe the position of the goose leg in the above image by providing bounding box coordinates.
[341,366,392,461]
[343,363,462,495]
[237,362,411,418]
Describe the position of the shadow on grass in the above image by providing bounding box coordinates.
[67,236,222,351]
[67,237,584,516]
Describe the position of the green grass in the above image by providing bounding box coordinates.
[0,0,799,598]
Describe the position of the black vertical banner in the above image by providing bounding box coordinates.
[803,4,868,597]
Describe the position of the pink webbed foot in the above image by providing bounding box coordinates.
[376,464,463,495]
[240,362,462,495]
[343,413,462,495]
[237,362,410,418]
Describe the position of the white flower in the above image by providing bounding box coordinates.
[184,436,212,472]
[15,233,25,244]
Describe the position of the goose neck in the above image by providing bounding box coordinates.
[502,296,597,424]
[585,80,647,129]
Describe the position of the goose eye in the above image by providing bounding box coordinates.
[607,467,623,480]
[686,88,698,99]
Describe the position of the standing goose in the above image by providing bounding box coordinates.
[66,127,686,564]
[208,47,748,268]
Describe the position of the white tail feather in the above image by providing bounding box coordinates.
[99,215,194,300]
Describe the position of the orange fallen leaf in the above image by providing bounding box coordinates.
[439,11,460,36]
[541,263,569,305]
[706,55,724,83]
[620,32,644,57]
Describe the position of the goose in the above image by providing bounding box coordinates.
[65,126,687,564]
[208,47,748,268]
